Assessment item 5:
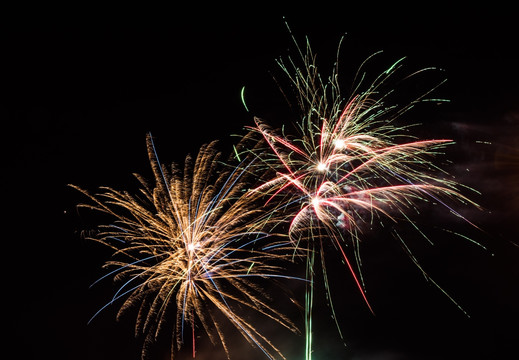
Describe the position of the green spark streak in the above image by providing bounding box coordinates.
[384,57,406,75]
[246,262,254,275]
[241,86,250,112]
[233,145,241,162]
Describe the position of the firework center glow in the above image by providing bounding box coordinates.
[311,196,321,209]
[316,162,328,172]
[333,138,346,150]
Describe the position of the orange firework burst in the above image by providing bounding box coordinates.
[72,133,300,360]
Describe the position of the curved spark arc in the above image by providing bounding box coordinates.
[72,133,300,360]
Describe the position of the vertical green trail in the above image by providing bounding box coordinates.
[305,247,315,360]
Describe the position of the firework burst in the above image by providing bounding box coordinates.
[246,34,482,358]
[72,133,300,360]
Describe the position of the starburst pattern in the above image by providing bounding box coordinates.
[73,133,299,359]
[73,29,486,360]
[246,35,482,358]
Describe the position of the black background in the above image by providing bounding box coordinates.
[4,3,519,359]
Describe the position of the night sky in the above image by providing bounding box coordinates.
[4,4,519,360]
